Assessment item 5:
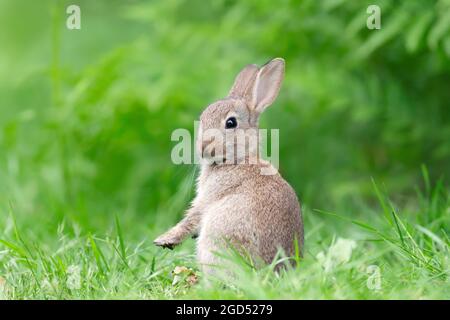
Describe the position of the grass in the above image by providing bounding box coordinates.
[0,172,448,299]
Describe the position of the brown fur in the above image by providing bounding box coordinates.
[154,58,303,274]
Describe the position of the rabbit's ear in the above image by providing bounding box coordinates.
[250,58,285,114]
[228,64,260,100]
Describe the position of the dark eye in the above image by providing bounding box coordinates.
[225,117,237,129]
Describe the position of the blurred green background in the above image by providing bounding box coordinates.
[0,0,449,247]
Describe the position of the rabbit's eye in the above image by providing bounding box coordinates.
[225,117,237,129]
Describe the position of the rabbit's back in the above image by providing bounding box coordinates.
[251,172,303,263]
[197,163,303,269]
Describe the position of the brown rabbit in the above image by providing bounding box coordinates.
[154,58,303,274]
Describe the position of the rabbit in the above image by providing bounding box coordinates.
[154,58,303,274]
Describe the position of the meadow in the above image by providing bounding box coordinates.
[0,0,449,299]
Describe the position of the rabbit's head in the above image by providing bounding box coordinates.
[197,58,285,165]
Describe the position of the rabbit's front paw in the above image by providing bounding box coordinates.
[153,233,181,250]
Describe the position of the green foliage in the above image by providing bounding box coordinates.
[0,0,449,299]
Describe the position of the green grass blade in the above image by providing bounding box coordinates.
[114,214,126,260]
